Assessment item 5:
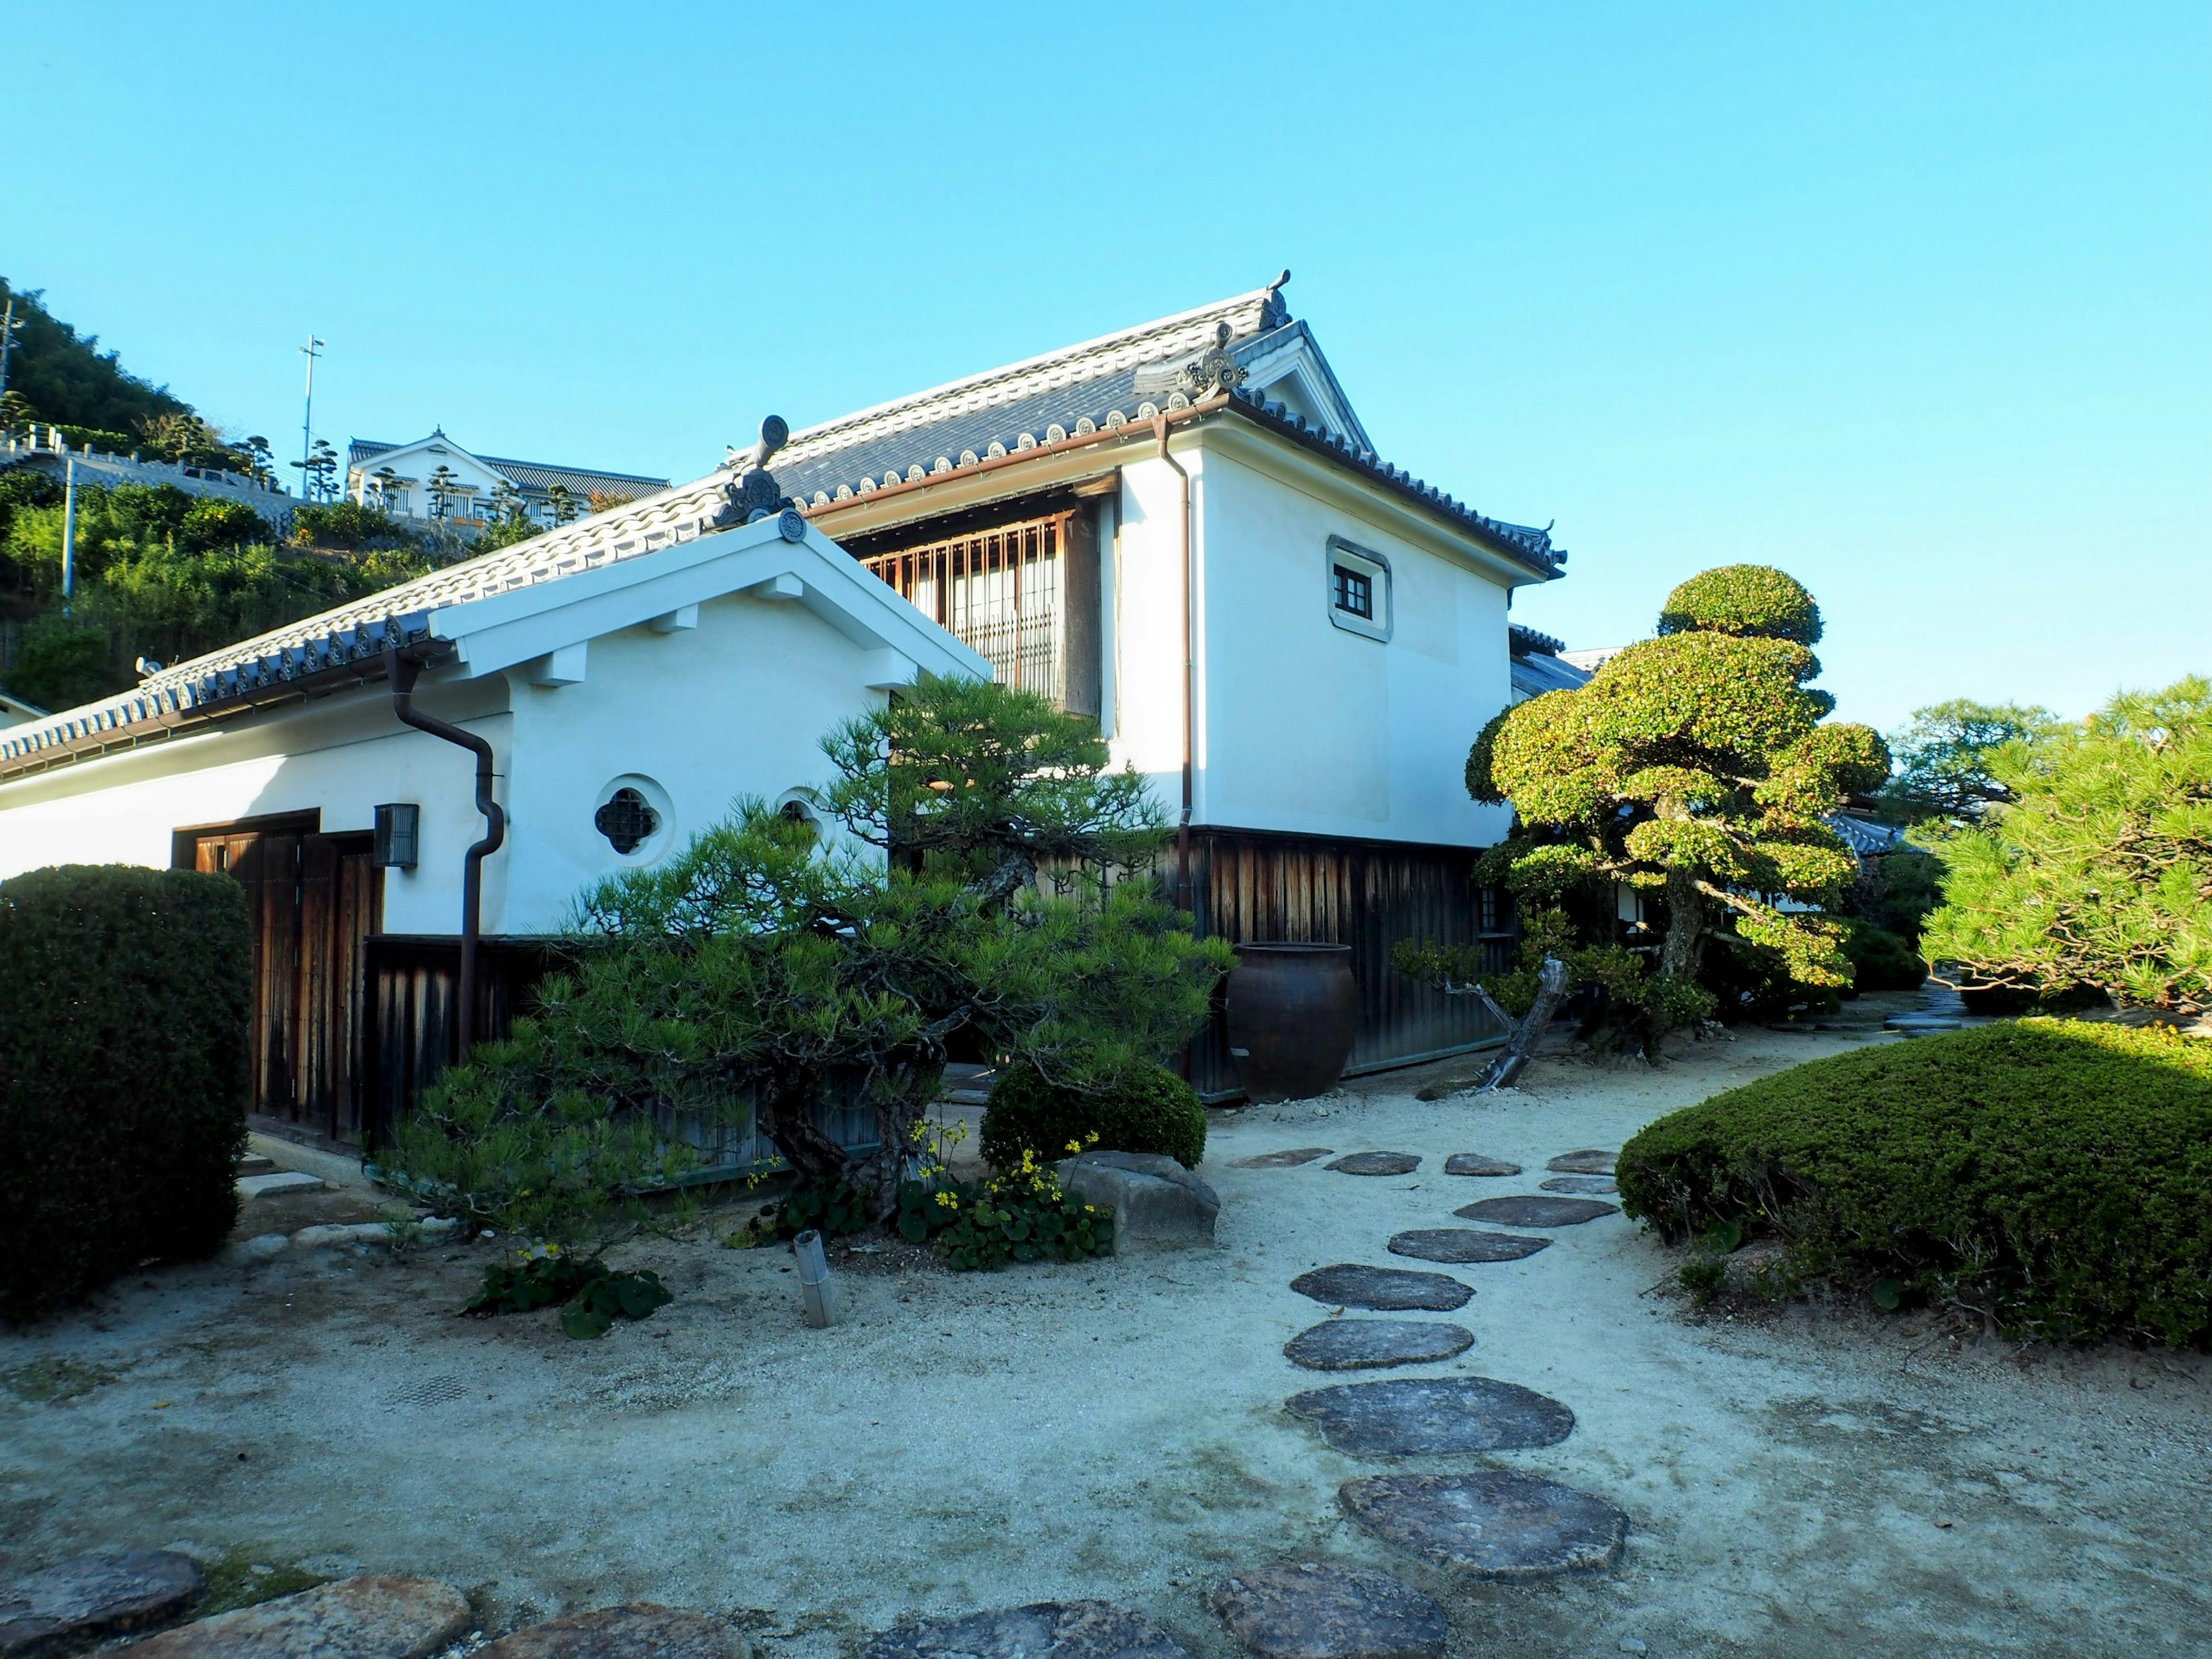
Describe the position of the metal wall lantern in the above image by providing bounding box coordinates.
[373,802,421,869]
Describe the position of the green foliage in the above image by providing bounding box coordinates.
[289,500,421,552]
[471,512,544,553]
[938,1150,1114,1270]
[1656,564,1824,645]
[1918,678,2211,1016]
[1839,919,1925,992]
[1615,1020,2212,1346]
[1678,1254,1727,1306]
[1878,698,2061,823]
[767,1177,872,1238]
[463,1247,672,1339]
[0,865,251,1323]
[1,613,106,711]
[181,497,268,552]
[1847,845,1941,945]
[0,468,62,550]
[980,1059,1206,1171]
[0,279,192,435]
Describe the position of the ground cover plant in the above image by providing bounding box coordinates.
[465,1245,673,1340]
[0,865,251,1323]
[1615,1020,2212,1346]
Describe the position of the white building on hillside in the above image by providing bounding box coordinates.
[345,431,669,528]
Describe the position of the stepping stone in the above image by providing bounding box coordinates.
[1339,1471,1628,1580]
[1290,1264,1472,1312]
[1546,1150,1616,1175]
[475,1606,750,1659]
[1233,1147,1334,1169]
[1442,1154,1520,1177]
[1325,1153,1420,1177]
[1539,1176,1618,1196]
[236,1171,325,1200]
[1285,1319,1474,1371]
[1213,1564,1445,1659]
[1387,1229,1550,1264]
[1454,1196,1619,1229]
[1,1551,203,1659]
[120,1577,470,1659]
[1286,1376,1574,1455]
[860,1602,1191,1659]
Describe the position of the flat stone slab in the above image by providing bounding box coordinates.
[1233,1147,1334,1169]
[1,1551,203,1659]
[1324,1153,1421,1177]
[1545,1150,1616,1175]
[1454,1196,1619,1229]
[475,1606,749,1659]
[1058,1152,1219,1252]
[860,1602,1192,1659]
[236,1171,325,1199]
[1284,1319,1474,1371]
[1386,1228,1550,1264]
[1539,1175,1618,1195]
[1340,1472,1628,1580]
[1290,1264,1472,1312]
[121,1577,470,1659]
[1213,1565,1445,1659]
[1442,1154,1520,1177]
[1286,1376,1575,1455]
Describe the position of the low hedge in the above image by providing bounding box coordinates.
[1615,1020,2212,1347]
[0,865,252,1323]
[981,1060,1206,1171]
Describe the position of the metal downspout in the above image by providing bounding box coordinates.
[1154,416,1194,914]
[384,644,506,1062]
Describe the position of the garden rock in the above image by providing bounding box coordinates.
[119,1577,470,1659]
[1324,1153,1421,1176]
[1,1551,203,1659]
[1546,1150,1616,1175]
[1538,1176,1618,1196]
[1283,1319,1474,1371]
[474,1605,749,1659]
[859,1601,1191,1659]
[1212,1564,1446,1659]
[1290,1264,1472,1311]
[1386,1229,1550,1264]
[236,1172,325,1200]
[1286,1376,1575,1455]
[1233,1147,1334,1168]
[1453,1196,1619,1229]
[1339,1471,1628,1579]
[1442,1154,1520,1177]
[1055,1153,1218,1252]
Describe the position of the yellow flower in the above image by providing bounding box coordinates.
[1063,1139,1084,1154]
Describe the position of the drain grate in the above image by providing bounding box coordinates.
[385,1374,471,1410]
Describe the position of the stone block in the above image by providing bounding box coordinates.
[1,1550,202,1659]
[1056,1153,1219,1253]
[119,1576,469,1659]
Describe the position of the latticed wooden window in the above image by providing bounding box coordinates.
[860,512,1072,705]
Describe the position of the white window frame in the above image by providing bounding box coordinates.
[1326,535,1392,643]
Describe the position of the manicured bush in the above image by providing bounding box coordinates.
[0,865,252,1323]
[1615,1020,2212,1346]
[1655,564,1824,645]
[982,1060,1206,1171]
[1839,919,1925,993]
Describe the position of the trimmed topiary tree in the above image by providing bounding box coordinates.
[0,865,252,1323]
[981,1060,1207,1171]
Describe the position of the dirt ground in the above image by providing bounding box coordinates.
[3,1019,2207,1659]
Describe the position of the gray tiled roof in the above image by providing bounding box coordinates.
[348,437,668,499]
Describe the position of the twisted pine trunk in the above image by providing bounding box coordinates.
[1660,866,1707,981]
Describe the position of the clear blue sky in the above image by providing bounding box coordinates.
[6,3,2205,733]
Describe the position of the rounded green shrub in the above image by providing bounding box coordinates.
[1840,919,1925,993]
[1615,1019,2212,1346]
[1657,565,1823,646]
[0,865,252,1323]
[981,1060,1206,1170]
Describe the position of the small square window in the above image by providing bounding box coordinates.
[1332,564,1372,619]
[1325,536,1391,642]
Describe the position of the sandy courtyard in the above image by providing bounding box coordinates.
[3,1025,2207,1658]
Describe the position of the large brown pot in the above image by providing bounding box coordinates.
[1224,942,1359,1103]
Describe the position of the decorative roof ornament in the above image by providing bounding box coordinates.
[725,415,795,524]
[1179,321,1248,399]
[1260,268,1292,332]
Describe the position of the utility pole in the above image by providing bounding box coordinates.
[0,297,22,411]
[60,453,77,609]
[298,335,325,501]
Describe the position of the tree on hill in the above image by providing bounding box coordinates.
[0,278,192,435]
[1878,698,2061,823]
[1407,566,1891,1049]
[1918,677,2211,1018]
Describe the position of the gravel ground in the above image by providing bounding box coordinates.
[3,1018,2207,1658]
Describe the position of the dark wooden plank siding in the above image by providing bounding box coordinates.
[1186,829,1507,1099]
[363,935,571,1147]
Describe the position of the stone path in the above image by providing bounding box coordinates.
[475,1605,749,1659]
[1339,1472,1628,1580]
[1538,1175,1618,1196]
[1289,1264,1472,1312]
[0,1551,202,1659]
[1233,1147,1335,1169]
[1441,1153,1519,1176]
[1385,1229,1550,1264]
[119,1577,469,1659]
[859,1603,1191,1659]
[1324,1153,1421,1176]
[1283,1320,1474,1372]
[1286,1377,1575,1455]
[1453,1195,1619,1229]
[1211,1565,1446,1659]
[1544,1150,1616,1175]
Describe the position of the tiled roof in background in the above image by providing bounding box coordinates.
[347,437,668,499]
